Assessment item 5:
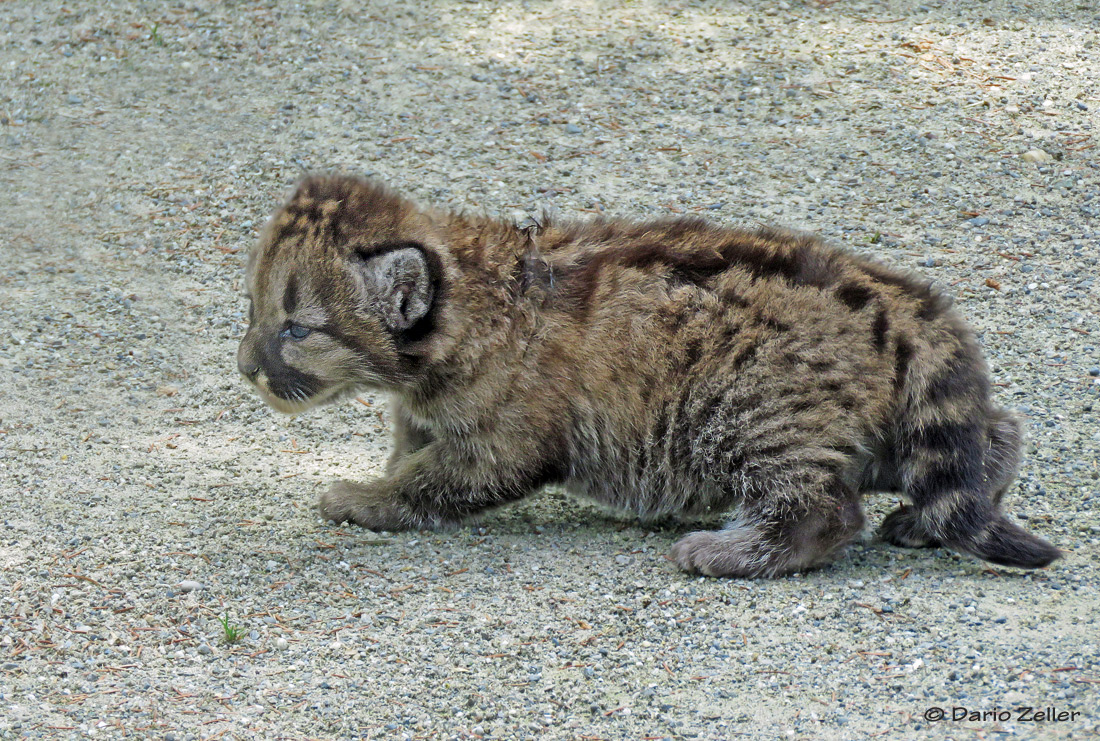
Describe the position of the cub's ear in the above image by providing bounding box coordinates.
[353,246,434,332]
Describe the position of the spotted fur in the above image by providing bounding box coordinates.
[237,175,1060,578]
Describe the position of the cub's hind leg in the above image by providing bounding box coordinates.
[661,353,879,578]
[672,478,865,579]
[880,505,939,549]
[984,406,1022,505]
[879,406,1021,550]
[877,343,1058,568]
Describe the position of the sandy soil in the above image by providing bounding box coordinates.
[1,1,1097,739]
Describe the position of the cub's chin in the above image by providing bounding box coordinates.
[252,382,350,416]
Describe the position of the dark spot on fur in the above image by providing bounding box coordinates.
[713,429,748,473]
[909,459,982,504]
[755,312,790,333]
[663,308,689,332]
[286,199,325,227]
[836,283,875,311]
[859,261,953,321]
[913,421,983,452]
[721,290,752,309]
[283,275,298,315]
[748,440,797,459]
[872,309,889,353]
[669,386,698,467]
[713,324,743,354]
[652,407,670,442]
[683,338,703,367]
[729,343,758,371]
[328,216,343,245]
[926,351,984,405]
[894,338,913,390]
[788,397,817,414]
[832,444,861,462]
[738,249,800,283]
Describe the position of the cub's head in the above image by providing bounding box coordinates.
[237,176,445,413]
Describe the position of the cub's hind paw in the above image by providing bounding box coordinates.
[879,505,940,549]
[318,480,412,531]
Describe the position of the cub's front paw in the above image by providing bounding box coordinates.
[318,480,412,531]
[671,528,765,578]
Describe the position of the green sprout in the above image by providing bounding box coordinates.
[218,612,244,645]
[150,23,165,47]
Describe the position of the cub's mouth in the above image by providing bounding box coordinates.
[253,381,317,415]
[243,372,348,415]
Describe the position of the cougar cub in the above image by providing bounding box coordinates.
[237,175,1059,578]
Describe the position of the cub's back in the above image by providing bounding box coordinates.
[523,218,949,414]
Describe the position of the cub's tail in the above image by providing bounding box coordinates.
[945,511,1061,569]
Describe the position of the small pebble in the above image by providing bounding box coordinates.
[1022,149,1052,164]
[564,123,582,134]
[178,580,202,593]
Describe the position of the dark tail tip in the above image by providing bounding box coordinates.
[955,515,1061,569]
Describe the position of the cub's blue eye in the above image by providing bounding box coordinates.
[281,324,311,340]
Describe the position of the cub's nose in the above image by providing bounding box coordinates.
[237,342,261,379]
[238,357,260,378]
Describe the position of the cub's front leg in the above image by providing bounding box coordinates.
[386,399,433,475]
[319,440,550,531]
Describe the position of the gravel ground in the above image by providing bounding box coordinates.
[1,1,1098,739]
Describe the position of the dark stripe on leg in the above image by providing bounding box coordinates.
[926,355,983,404]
